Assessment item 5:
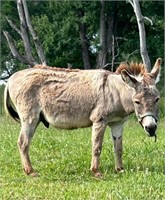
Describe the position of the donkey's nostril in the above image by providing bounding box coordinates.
[145,125,157,136]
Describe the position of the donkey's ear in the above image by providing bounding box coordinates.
[151,58,162,84]
[121,69,138,88]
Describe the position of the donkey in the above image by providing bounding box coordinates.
[4,58,161,177]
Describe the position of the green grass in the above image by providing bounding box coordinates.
[0,116,164,200]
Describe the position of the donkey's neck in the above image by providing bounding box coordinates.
[120,85,135,114]
[107,75,135,115]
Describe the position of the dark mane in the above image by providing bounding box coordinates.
[33,65,80,72]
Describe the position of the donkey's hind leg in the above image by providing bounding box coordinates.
[18,117,39,177]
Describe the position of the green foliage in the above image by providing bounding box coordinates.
[159,98,165,118]
[0,116,164,199]
[1,1,164,79]
[0,85,5,115]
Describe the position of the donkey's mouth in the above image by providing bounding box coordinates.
[147,130,156,137]
[143,126,157,142]
[146,131,157,142]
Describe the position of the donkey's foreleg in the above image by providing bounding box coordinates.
[111,123,124,172]
[90,122,106,178]
[18,121,38,177]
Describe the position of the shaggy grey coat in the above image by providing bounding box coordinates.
[4,58,161,177]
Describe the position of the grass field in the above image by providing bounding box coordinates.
[0,116,164,200]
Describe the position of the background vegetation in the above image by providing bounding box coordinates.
[0,116,164,199]
[1,2,164,84]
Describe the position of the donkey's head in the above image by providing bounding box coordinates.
[121,58,162,138]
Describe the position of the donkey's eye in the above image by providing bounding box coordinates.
[134,100,140,105]
[155,98,159,103]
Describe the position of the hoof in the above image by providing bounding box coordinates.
[90,167,103,179]
[23,168,39,177]
[94,172,103,179]
[91,170,103,178]
[115,167,124,173]
[29,171,39,177]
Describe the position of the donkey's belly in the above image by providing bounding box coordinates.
[46,114,92,129]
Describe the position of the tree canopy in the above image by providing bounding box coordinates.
[1,1,164,90]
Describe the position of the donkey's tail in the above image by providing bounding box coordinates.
[4,84,20,122]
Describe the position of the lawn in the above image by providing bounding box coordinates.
[0,116,164,200]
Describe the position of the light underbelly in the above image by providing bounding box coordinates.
[46,114,92,129]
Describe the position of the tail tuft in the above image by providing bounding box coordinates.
[4,84,20,122]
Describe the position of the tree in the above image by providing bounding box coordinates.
[1,1,163,82]
[3,0,46,68]
[78,8,91,69]
[96,1,118,69]
[128,0,152,71]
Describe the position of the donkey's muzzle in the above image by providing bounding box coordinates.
[138,112,158,137]
[145,124,157,137]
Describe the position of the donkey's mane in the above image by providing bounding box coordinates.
[34,63,147,76]
[115,62,147,76]
[33,63,154,84]
[115,62,155,85]
[33,64,80,72]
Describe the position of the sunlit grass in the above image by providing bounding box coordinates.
[0,116,164,199]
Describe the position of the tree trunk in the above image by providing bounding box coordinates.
[96,1,117,69]
[97,0,107,68]
[22,0,46,65]
[107,1,118,71]
[3,0,46,67]
[17,0,36,65]
[128,0,151,71]
[3,31,36,66]
[106,1,117,54]
[78,9,91,69]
